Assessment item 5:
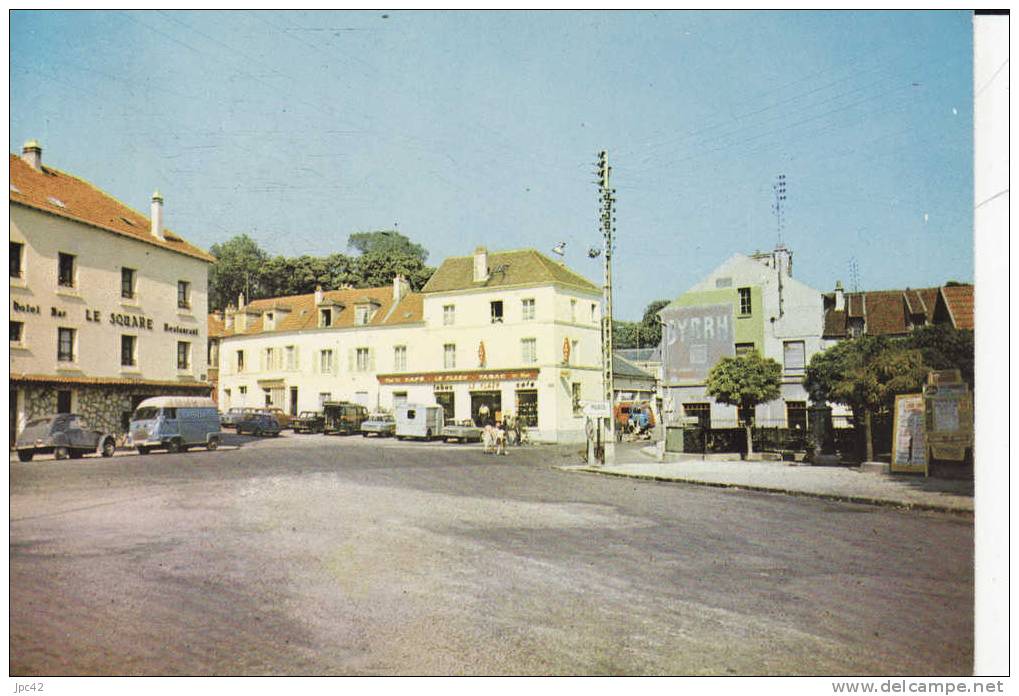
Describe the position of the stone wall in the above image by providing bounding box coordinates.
[15,382,211,445]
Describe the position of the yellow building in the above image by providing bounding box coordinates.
[215,247,603,442]
[9,141,214,440]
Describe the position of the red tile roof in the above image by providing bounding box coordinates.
[9,153,214,263]
[940,285,974,330]
[216,286,424,337]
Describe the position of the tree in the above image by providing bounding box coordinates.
[612,299,671,349]
[904,325,974,387]
[348,230,428,263]
[355,251,435,290]
[705,352,783,458]
[804,336,928,462]
[208,234,269,310]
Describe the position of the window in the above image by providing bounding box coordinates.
[735,342,756,356]
[591,303,598,323]
[571,339,579,365]
[58,252,75,287]
[320,308,332,328]
[11,321,23,343]
[177,281,191,309]
[786,401,807,432]
[57,327,76,362]
[356,347,370,372]
[121,267,136,299]
[263,347,277,371]
[516,390,538,427]
[738,287,752,315]
[783,340,806,375]
[318,392,331,407]
[490,300,503,324]
[236,350,245,372]
[285,345,296,370]
[570,299,577,322]
[444,343,456,369]
[521,338,537,364]
[683,403,711,430]
[394,345,407,372]
[522,298,535,321]
[319,349,333,374]
[355,304,373,326]
[177,342,191,370]
[121,335,137,367]
[443,304,455,326]
[571,382,582,416]
[10,241,23,278]
[239,386,247,395]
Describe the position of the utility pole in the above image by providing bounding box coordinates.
[598,150,616,464]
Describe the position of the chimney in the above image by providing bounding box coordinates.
[151,191,166,241]
[392,274,410,303]
[473,246,489,283]
[834,281,845,311]
[21,140,42,171]
[314,285,324,305]
[773,243,792,277]
[224,305,235,330]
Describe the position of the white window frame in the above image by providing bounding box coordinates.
[522,298,535,321]
[394,345,407,372]
[521,338,537,364]
[443,304,455,326]
[444,343,456,369]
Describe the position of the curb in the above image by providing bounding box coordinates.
[557,465,974,515]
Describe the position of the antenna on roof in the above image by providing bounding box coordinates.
[771,174,787,246]
[551,241,566,257]
[849,257,861,292]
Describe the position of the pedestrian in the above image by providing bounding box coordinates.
[513,416,523,446]
[494,421,508,455]
[482,422,494,454]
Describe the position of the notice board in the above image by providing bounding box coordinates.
[891,393,927,474]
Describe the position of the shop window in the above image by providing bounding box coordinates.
[58,252,75,287]
[57,327,75,362]
[738,287,752,315]
[435,391,454,421]
[393,392,408,410]
[490,300,503,324]
[786,401,807,432]
[516,390,538,427]
[11,241,24,278]
[121,267,136,299]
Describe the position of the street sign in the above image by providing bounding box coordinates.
[581,401,612,418]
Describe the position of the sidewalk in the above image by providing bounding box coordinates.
[559,445,973,513]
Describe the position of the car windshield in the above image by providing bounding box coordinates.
[133,407,159,420]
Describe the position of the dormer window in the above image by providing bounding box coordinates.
[355,304,376,326]
[320,308,332,327]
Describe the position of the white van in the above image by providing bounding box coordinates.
[395,403,445,441]
[129,396,221,454]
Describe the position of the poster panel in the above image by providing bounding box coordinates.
[660,303,735,383]
[891,393,927,474]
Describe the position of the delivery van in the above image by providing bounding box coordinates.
[129,396,221,454]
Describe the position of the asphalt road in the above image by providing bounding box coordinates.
[9,433,973,675]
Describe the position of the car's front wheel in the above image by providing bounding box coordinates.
[137,446,150,455]
[17,450,33,462]
[54,446,69,460]
[166,439,182,454]
[206,436,219,451]
[101,438,116,458]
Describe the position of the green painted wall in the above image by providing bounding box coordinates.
[668,286,764,351]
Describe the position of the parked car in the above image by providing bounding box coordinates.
[14,413,116,462]
[236,412,281,437]
[129,396,222,454]
[395,403,445,441]
[221,407,255,429]
[323,401,368,435]
[259,407,291,430]
[442,419,483,443]
[292,410,325,434]
[360,413,396,438]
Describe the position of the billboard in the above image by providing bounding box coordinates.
[660,303,735,382]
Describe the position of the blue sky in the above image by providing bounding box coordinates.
[10,10,974,319]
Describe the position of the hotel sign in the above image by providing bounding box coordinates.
[660,303,735,382]
[378,368,540,385]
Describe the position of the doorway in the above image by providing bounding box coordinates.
[435,391,454,422]
[470,390,501,426]
[57,390,72,414]
[290,387,299,416]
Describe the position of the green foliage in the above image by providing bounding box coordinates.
[348,230,428,262]
[208,234,268,311]
[903,325,974,387]
[612,298,670,348]
[705,353,783,410]
[207,232,435,310]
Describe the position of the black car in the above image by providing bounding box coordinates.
[235,413,282,437]
[292,410,325,434]
[15,414,117,461]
